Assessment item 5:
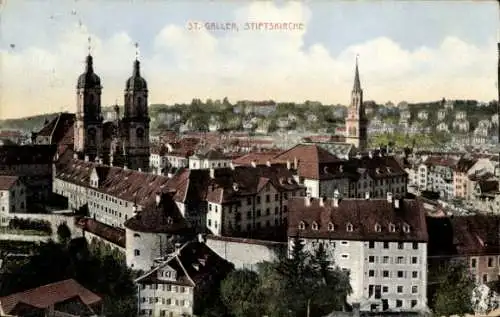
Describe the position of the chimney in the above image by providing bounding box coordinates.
[266,160,271,167]
[293,157,298,169]
[304,196,311,207]
[251,160,257,168]
[138,168,142,172]
[197,233,206,243]
[156,193,161,207]
[229,162,235,170]
[124,165,128,170]
[387,192,393,203]
[368,151,373,159]
[286,160,292,170]
[319,197,325,207]
[209,168,215,179]
[84,155,89,162]
[394,198,400,209]
[73,153,78,159]
[365,192,370,200]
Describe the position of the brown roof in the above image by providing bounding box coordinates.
[272,144,341,179]
[0,176,19,190]
[136,241,233,286]
[423,156,458,168]
[192,149,228,160]
[232,150,282,166]
[36,113,75,143]
[288,197,428,242]
[77,218,125,247]
[0,131,22,138]
[0,279,101,314]
[344,155,407,180]
[454,157,477,173]
[0,144,57,165]
[427,215,500,257]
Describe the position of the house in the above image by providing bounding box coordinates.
[417,156,457,199]
[417,110,428,121]
[0,279,102,317]
[150,144,169,175]
[0,144,57,203]
[0,176,27,226]
[135,240,233,317]
[288,195,429,312]
[453,157,477,198]
[188,149,232,170]
[427,215,500,285]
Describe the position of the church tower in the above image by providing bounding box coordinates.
[345,57,368,151]
[122,44,150,172]
[74,38,103,160]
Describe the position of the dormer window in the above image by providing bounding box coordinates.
[389,223,396,232]
[312,222,318,231]
[375,223,382,232]
[328,222,335,231]
[346,223,353,232]
[298,221,306,230]
[403,224,410,233]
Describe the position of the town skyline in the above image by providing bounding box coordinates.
[0,0,498,119]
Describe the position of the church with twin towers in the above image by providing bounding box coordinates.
[73,40,151,172]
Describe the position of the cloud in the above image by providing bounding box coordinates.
[0,1,497,119]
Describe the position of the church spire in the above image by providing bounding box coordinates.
[353,54,361,92]
[85,36,94,73]
[133,42,141,77]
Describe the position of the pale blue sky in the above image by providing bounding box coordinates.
[0,0,498,118]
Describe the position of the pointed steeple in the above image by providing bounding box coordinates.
[353,54,361,92]
[133,42,141,77]
[86,36,94,73]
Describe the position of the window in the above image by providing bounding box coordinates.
[247,197,252,205]
[397,271,404,278]
[396,256,404,264]
[346,223,353,232]
[328,222,335,231]
[298,221,305,230]
[412,285,418,294]
[471,258,477,268]
[383,270,389,278]
[488,257,494,268]
[383,242,389,249]
[483,274,488,283]
[134,249,140,256]
[382,286,388,293]
[411,300,418,308]
[134,233,140,238]
[341,254,349,259]
[412,242,418,250]
[256,196,261,204]
[369,256,375,263]
[396,300,402,308]
[311,222,318,230]
[403,224,410,233]
[368,241,375,249]
[383,256,389,264]
[412,271,418,278]
[411,257,418,264]
[389,223,396,232]
[397,286,403,293]
[368,270,375,277]
[398,242,404,249]
[374,223,381,232]
[341,241,348,245]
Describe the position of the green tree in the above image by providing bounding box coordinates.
[433,260,475,316]
[56,222,71,245]
[221,269,263,317]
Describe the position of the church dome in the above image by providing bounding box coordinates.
[125,60,147,91]
[77,55,101,89]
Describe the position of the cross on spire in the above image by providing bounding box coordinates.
[88,36,92,55]
[135,42,140,61]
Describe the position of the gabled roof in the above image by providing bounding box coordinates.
[455,157,477,173]
[0,279,101,315]
[135,241,233,286]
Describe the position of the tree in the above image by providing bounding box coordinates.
[57,222,71,245]
[433,260,475,316]
[221,269,263,317]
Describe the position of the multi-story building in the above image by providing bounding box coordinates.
[0,144,56,203]
[135,240,233,317]
[188,149,232,170]
[453,157,477,198]
[427,214,500,285]
[150,144,169,175]
[417,156,457,199]
[287,194,428,312]
[0,176,27,226]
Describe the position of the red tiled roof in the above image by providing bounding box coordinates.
[0,176,19,190]
[77,218,125,247]
[288,197,428,242]
[0,279,101,315]
[232,151,281,166]
[272,144,341,179]
[423,156,458,168]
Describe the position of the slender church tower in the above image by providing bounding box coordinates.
[122,43,150,172]
[74,37,104,160]
[345,56,368,151]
